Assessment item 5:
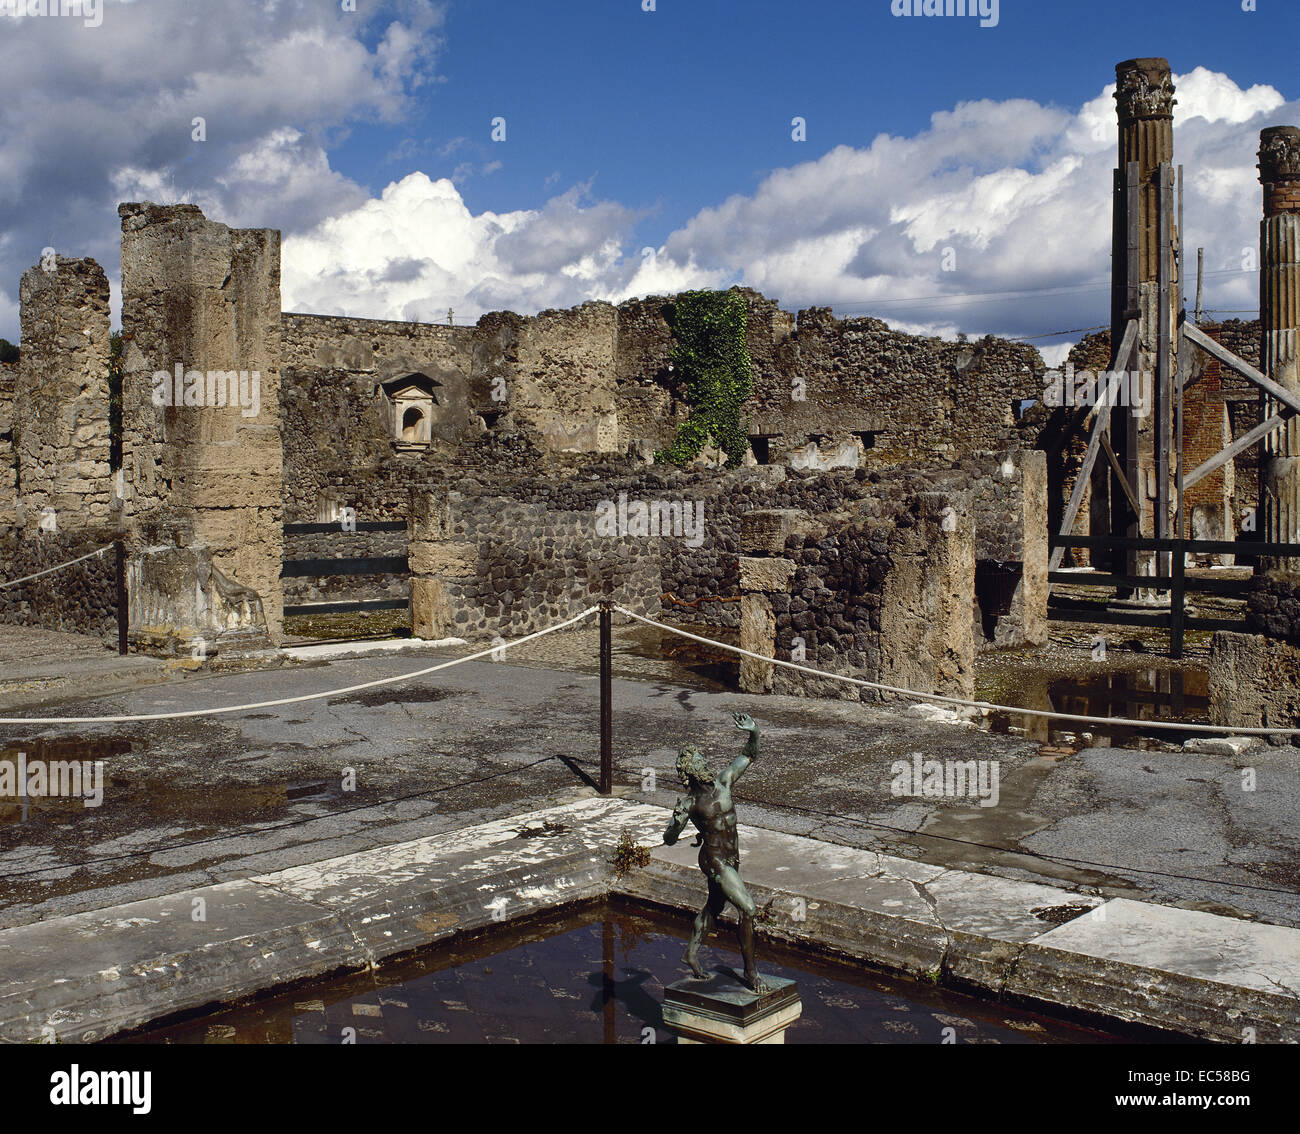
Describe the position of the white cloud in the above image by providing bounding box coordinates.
[280,66,1292,350]
[0,0,446,338]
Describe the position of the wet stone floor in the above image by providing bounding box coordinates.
[114,902,1140,1045]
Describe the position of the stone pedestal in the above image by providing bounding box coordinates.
[662,974,801,1044]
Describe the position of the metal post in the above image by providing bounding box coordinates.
[1170,535,1186,659]
[1156,162,1173,580]
[599,601,612,796]
[114,539,127,656]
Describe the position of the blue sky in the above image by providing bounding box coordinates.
[349,0,1296,232]
[1,0,1297,360]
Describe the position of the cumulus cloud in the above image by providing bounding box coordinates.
[2,18,1290,364]
[279,67,1291,362]
[0,0,446,338]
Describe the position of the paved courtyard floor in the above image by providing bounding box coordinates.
[0,620,1296,934]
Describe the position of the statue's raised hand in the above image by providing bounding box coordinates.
[732,712,756,732]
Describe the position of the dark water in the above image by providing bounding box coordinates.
[113,902,1136,1045]
[987,667,1209,749]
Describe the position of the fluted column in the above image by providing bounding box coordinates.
[1111,59,1178,578]
[1259,126,1300,572]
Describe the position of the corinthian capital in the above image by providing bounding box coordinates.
[1115,58,1176,122]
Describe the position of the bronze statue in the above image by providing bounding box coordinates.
[664,712,769,993]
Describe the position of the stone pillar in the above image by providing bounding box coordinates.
[1115,59,1175,286]
[1113,59,1178,579]
[1258,126,1300,572]
[409,490,476,640]
[14,256,112,533]
[737,509,806,693]
[119,203,283,649]
[878,491,975,701]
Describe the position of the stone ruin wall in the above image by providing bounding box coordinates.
[14,256,113,533]
[280,311,475,522]
[0,533,117,639]
[0,363,16,534]
[0,257,121,641]
[118,202,284,652]
[2,205,1050,664]
[737,485,976,703]
[408,453,1045,699]
[277,290,1045,524]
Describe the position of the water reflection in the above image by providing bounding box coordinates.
[114,902,1141,1045]
[988,668,1208,748]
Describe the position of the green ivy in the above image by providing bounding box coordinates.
[654,288,753,468]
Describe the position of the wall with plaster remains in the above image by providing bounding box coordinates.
[118,202,283,651]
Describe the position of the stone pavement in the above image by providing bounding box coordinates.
[1,627,1297,934]
[1,797,1296,1043]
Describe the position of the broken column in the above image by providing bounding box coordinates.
[1111,58,1178,580]
[1258,126,1300,571]
[119,203,283,651]
[14,256,113,532]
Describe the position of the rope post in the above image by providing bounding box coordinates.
[114,540,127,656]
[599,600,612,795]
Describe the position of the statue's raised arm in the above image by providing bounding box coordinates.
[719,712,759,788]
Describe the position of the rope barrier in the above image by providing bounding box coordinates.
[614,605,1299,738]
[0,545,112,590]
[0,597,1291,737]
[0,607,598,725]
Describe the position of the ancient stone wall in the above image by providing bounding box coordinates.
[737,485,977,703]
[409,487,666,641]
[280,312,475,520]
[14,256,113,533]
[476,301,620,456]
[0,363,15,534]
[0,528,117,639]
[751,307,1040,469]
[119,202,283,650]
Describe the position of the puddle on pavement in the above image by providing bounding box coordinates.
[112,901,1157,1045]
[0,737,132,824]
[619,624,738,691]
[983,666,1208,751]
[0,734,340,828]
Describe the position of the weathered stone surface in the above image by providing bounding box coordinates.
[408,539,477,578]
[15,256,113,533]
[741,509,810,554]
[119,203,284,645]
[1208,630,1300,731]
[739,592,776,693]
[738,556,795,593]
